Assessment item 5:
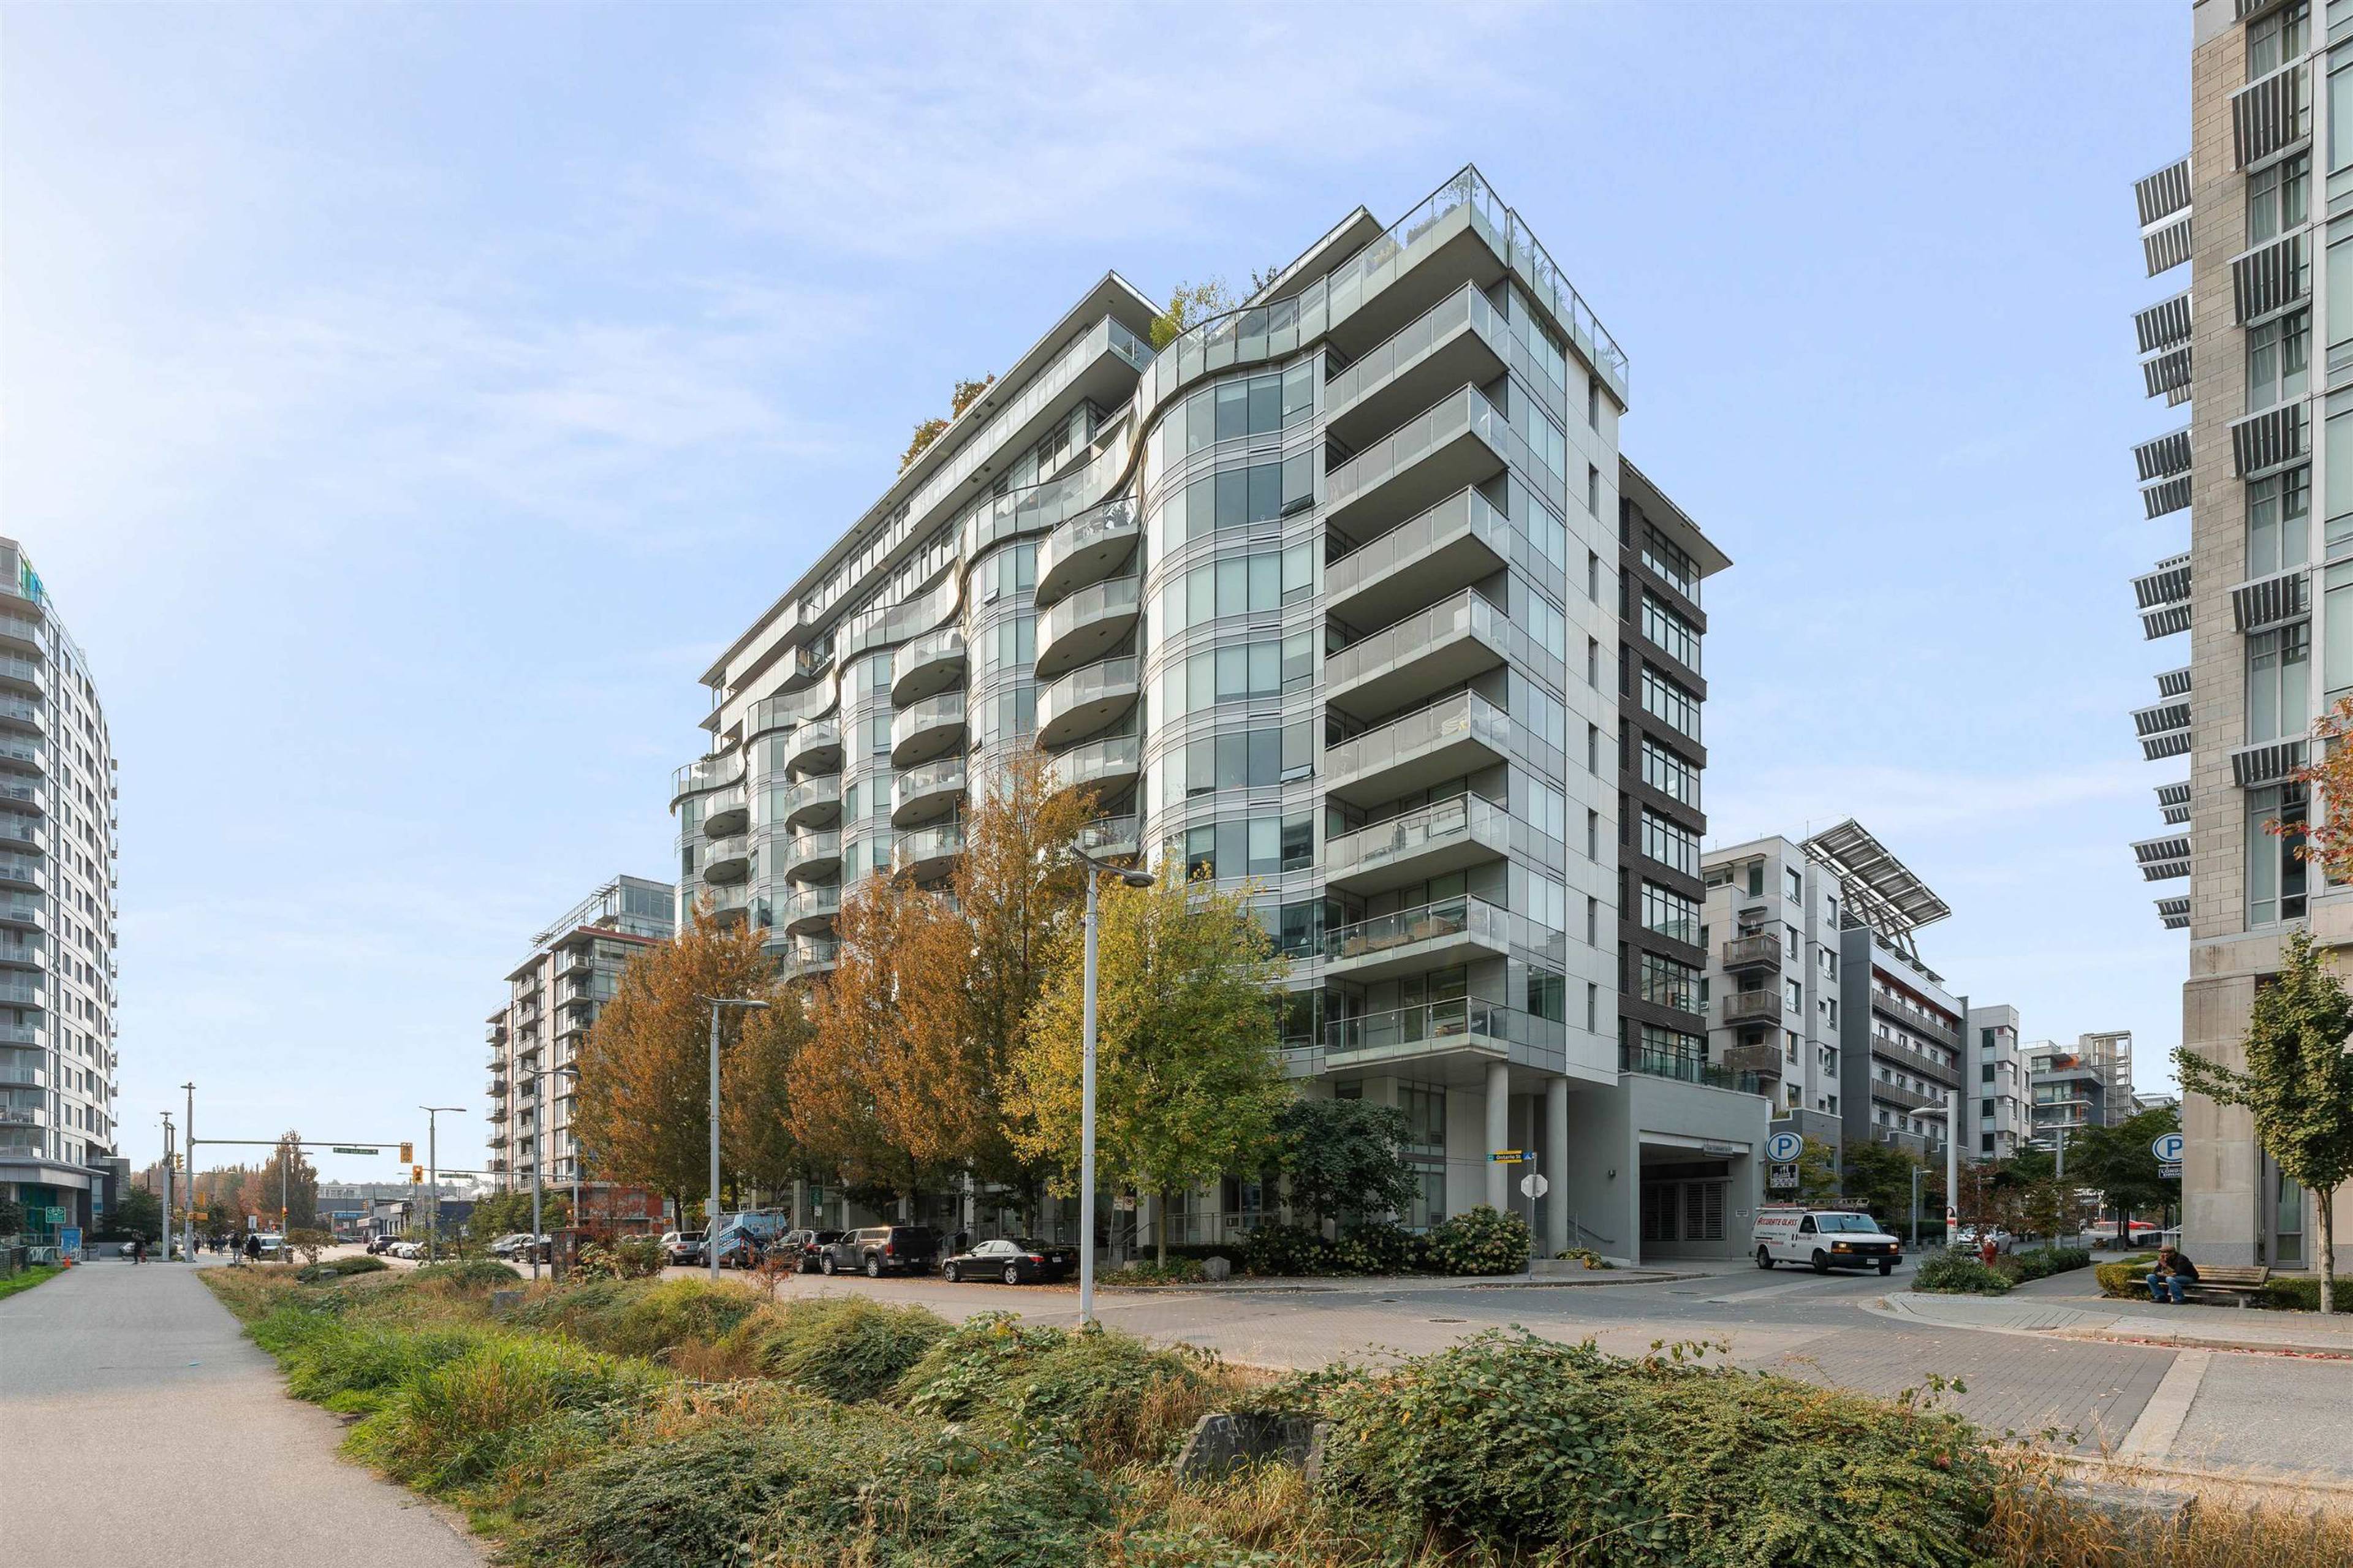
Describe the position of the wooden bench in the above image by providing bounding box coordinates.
[2180,1264,2271,1308]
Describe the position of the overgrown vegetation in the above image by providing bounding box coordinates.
[1914,1250,2015,1295]
[0,1263,60,1300]
[296,1254,389,1283]
[206,1267,2353,1568]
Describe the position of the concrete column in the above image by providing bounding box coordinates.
[1485,1061,1511,1211]
[790,1178,807,1230]
[1545,1077,1570,1256]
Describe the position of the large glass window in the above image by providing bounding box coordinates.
[980,541,1036,602]
[1164,722,1314,801]
[2247,782,2309,926]
[1641,593,1702,672]
[2251,153,2312,244]
[1639,881,1700,945]
[2248,623,2313,743]
[2249,309,2312,411]
[1640,665,1702,741]
[979,614,1035,673]
[1171,634,1313,713]
[2249,467,2312,577]
[2251,1,2310,78]
[1641,526,1699,601]
[2325,560,2353,699]
[1162,543,1313,629]
[1165,460,1313,543]
[1641,738,1700,807]
[2331,227,2353,379]
[1638,951,1703,1013]
[1642,809,1700,877]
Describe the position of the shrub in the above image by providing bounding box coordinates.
[1425,1205,1530,1276]
[349,1333,665,1494]
[1112,1257,1206,1285]
[1306,1329,1995,1567]
[1240,1222,1339,1278]
[295,1256,389,1284]
[723,1297,952,1403]
[283,1321,488,1413]
[572,1235,664,1282]
[1913,1251,2013,1295]
[409,1259,521,1289]
[1997,1247,2090,1285]
[896,1311,1229,1467]
[509,1400,1111,1568]
[2259,1276,2353,1313]
[1333,1219,1427,1275]
[1555,1248,1614,1270]
[2094,1254,2159,1299]
[599,1278,764,1360]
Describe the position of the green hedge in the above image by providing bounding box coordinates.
[1912,1251,2012,1295]
[2094,1254,2159,1298]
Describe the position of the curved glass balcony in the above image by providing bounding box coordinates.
[1035,498,1141,607]
[0,977,45,1009]
[895,824,965,881]
[779,935,838,981]
[781,829,842,882]
[0,936,43,969]
[702,788,750,839]
[0,893,46,930]
[0,855,42,893]
[0,817,44,855]
[1036,574,1140,679]
[1077,813,1140,862]
[670,752,744,806]
[780,775,842,830]
[782,885,842,934]
[701,882,751,925]
[0,697,44,737]
[784,720,844,778]
[702,835,751,884]
[1048,735,1142,801]
[890,692,967,767]
[891,626,968,706]
[892,760,966,827]
[1037,657,1140,748]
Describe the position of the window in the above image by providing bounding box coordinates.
[1161,543,1311,628]
[1528,779,1567,842]
[982,541,1037,601]
[1526,967,1566,1023]
[1165,722,1315,800]
[1164,460,1311,542]
[2249,468,2311,578]
[1641,526,1698,600]
[2326,559,2353,699]
[2249,153,2311,244]
[1529,872,1567,933]
[980,614,1035,673]
[1173,636,1309,711]
[1640,665,1702,740]
[1638,951,1702,1013]
[1586,551,1600,602]
[2249,1,2309,78]
[1647,734,1703,805]
[2249,309,2311,411]
[1641,593,1701,671]
[1527,591,1567,661]
[2247,623,2312,743]
[1639,881,1700,945]
[2248,782,2310,925]
[1641,810,1699,877]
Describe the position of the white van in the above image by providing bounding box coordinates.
[1750,1207,1901,1275]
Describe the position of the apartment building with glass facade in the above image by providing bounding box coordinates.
[2026,1029,2135,1147]
[1701,836,1849,1151]
[2142,0,2352,1271]
[669,167,1766,1264]
[485,876,673,1194]
[1969,1004,2026,1161]
[0,538,119,1238]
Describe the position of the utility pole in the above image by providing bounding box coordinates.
[160,1112,174,1257]
[420,1106,464,1264]
[702,998,770,1283]
[1068,847,1153,1327]
[181,1081,196,1262]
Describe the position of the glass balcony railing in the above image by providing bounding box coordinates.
[780,776,841,826]
[0,979,45,1009]
[1325,794,1509,883]
[786,721,843,774]
[1322,690,1511,789]
[1077,813,1140,858]
[1036,497,1141,604]
[1049,735,1142,798]
[671,752,745,801]
[1324,280,1506,423]
[893,760,965,818]
[895,824,965,874]
[782,830,841,877]
[1037,574,1141,673]
[1324,996,1561,1060]
[1038,656,1139,741]
[784,885,842,930]
[1324,895,1512,964]
[890,693,967,762]
[1619,1042,1765,1096]
[892,626,967,702]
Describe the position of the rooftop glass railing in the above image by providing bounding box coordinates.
[671,752,746,801]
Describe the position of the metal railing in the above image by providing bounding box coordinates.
[1323,689,1512,786]
[1325,794,1509,881]
[1325,894,1511,963]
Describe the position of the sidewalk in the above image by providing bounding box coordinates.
[1110,1263,1692,1295]
[0,1258,484,1568]
[1871,1287,2353,1358]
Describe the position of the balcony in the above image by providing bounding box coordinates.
[0,733,41,771]
[1324,387,1511,543]
[779,936,839,982]
[1322,895,1515,982]
[0,857,39,893]
[1870,991,1962,1049]
[1719,1042,1787,1081]
[1048,735,1142,802]
[892,760,966,828]
[1721,933,1783,974]
[780,775,842,830]
[1036,574,1140,680]
[1036,498,1140,607]
[0,657,44,699]
[1310,996,1566,1080]
[1327,588,1513,719]
[895,824,965,881]
[703,787,749,839]
[781,829,841,882]
[703,882,751,926]
[0,978,44,1009]
[0,697,44,737]
[1324,281,1510,452]
[1077,813,1140,862]
[0,893,44,931]
[784,720,844,779]
[671,752,744,806]
[892,627,967,706]
[1324,689,1512,808]
[1324,793,1510,895]
[1871,1078,1948,1114]
[703,835,751,885]
[782,885,841,934]
[1621,1042,1765,1096]
[0,938,44,970]
[890,692,967,767]
[1873,1033,1961,1090]
[1037,657,1140,747]
[1327,486,1512,631]
[0,778,41,817]
[1720,990,1781,1027]
[0,615,44,658]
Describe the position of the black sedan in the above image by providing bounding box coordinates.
[778,1229,844,1273]
[939,1237,1077,1285]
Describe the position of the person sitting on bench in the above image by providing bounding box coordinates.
[2146,1245,2198,1305]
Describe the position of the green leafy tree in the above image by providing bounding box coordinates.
[1275,1097,1420,1231]
[256,1132,319,1230]
[1793,1137,1841,1206]
[1836,1139,1922,1229]
[468,1188,569,1243]
[1149,278,1237,350]
[2178,928,2353,1312]
[1012,872,1291,1264]
[112,1184,162,1241]
[2068,1103,2182,1235]
[898,374,997,471]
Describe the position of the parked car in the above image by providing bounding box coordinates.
[710,1225,765,1269]
[487,1232,551,1263]
[660,1230,705,1267]
[1953,1226,2014,1254]
[819,1225,941,1278]
[365,1235,396,1256]
[777,1228,845,1273]
[252,1232,289,1260]
[1751,1207,1900,1275]
[939,1237,1076,1285]
[389,1240,422,1260]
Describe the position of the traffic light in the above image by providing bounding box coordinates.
[399,1142,414,1164]
[412,1165,424,1184]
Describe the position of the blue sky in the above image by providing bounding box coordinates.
[4,2,2187,1181]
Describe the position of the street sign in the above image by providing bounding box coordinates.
[1701,1139,1744,1157]
[1768,1162,1798,1191]
[2159,1161,2183,1180]
[1765,1132,1803,1163]
[331,1146,381,1157]
[1520,1173,1549,1199]
[58,1225,81,1257]
[2151,1132,2184,1164]
[1488,1149,1529,1164]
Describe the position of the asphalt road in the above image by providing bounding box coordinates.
[0,1257,485,1568]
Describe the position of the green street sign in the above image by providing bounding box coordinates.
[331,1146,381,1157]
[1488,1149,1529,1164]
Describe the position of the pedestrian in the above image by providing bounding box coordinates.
[130,1235,145,1265]
[2145,1245,2199,1305]
[243,1233,262,1267]
[1978,1233,1998,1270]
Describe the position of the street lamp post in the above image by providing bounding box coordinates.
[181,1081,195,1262]
[161,1112,174,1260]
[703,997,771,1283]
[1068,846,1153,1328]
[420,1106,464,1265]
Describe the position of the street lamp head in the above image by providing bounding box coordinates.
[703,995,771,1012]
[1069,844,1154,888]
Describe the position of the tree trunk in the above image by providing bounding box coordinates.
[2321,1188,2336,1317]
[1158,1186,1175,1267]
